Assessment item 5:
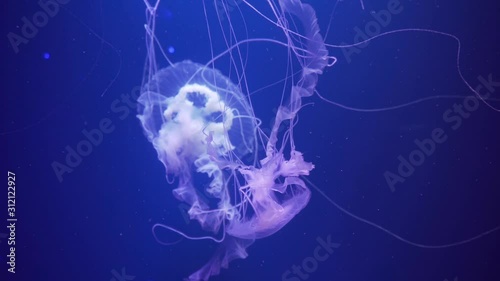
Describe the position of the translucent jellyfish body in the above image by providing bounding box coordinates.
[138,0,329,279]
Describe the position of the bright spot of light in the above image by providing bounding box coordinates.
[168,46,175,54]
[43,52,50,59]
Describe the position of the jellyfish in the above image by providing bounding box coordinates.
[136,0,500,280]
[137,0,331,280]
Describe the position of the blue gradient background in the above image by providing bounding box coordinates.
[2,1,500,281]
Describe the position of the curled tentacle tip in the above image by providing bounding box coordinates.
[327,56,337,67]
